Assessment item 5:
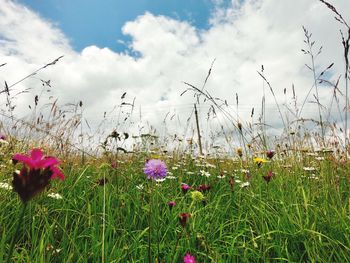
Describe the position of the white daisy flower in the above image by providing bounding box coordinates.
[303,167,316,171]
[240,182,250,188]
[199,170,211,177]
[47,193,63,199]
[136,184,144,190]
[0,182,12,190]
[155,178,166,183]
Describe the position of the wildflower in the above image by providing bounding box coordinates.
[322,148,333,153]
[205,162,216,168]
[303,166,316,172]
[253,157,268,167]
[236,147,243,157]
[196,184,210,192]
[217,173,226,179]
[47,193,63,199]
[12,148,65,202]
[199,170,211,177]
[263,171,274,183]
[155,178,166,183]
[0,137,8,145]
[0,182,12,190]
[181,183,191,193]
[266,150,275,159]
[191,190,204,202]
[167,175,176,180]
[244,170,252,181]
[315,156,325,161]
[136,184,144,190]
[179,212,191,227]
[143,159,167,180]
[168,201,176,209]
[96,178,108,186]
[183,253,196,263]
[240,182,250,188]
[306,152,318,156]
[309,174,319,180]
[229,177,235,190]
[13,149,64,179]
[111,162,118,169]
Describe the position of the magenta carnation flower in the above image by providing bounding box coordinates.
[181,183,191,193]
[12,148,65,202]
[183,253,196,263]
[263,170,274,183]
[266,150,275,159]
[168,201,176,209]
[179,212,191,227]
[143,159,167,180]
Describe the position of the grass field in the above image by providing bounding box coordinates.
[1,146,350,262]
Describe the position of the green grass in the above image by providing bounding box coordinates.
[1,153,350,262]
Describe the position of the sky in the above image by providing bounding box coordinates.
[18,0,226,52]
[0,0,349,152]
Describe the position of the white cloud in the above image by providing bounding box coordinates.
[0,0,349,152]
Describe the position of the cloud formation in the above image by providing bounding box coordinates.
[0,0,349,150]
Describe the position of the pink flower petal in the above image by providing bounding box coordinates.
[50,166,65,180]
[183,253,196,263]
[39,157,59,168]
[13,154,35,169]
[30,148,44,162]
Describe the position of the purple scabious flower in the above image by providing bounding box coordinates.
[143,159,167,180]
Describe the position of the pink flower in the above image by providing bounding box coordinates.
[111,161,118,169]
[196,184,210,192]
[12,148,65,202]
[168,201,176,209]
[183,253,196,263]
[13,148,59,171]
[266,150,275,159]
[181,183,191,193]
[263,170,274,183]
[179,213,191,227]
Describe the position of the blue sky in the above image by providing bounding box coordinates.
[18,0,226,52]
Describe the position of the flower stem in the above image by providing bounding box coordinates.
[148,183,153,263]
[171,228,184,263]
[6,202,27,263]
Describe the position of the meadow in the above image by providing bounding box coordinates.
[1,0,350,262]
